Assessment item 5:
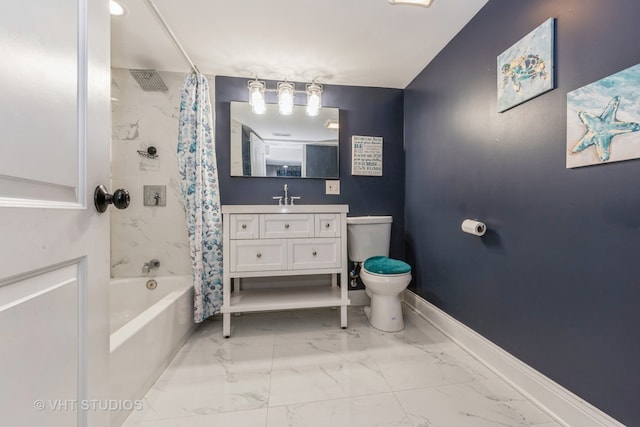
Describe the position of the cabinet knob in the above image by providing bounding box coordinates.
[325,223,330,228]
[241,224,247,229]
[312,250,317,256]
[284,224,290,229]
[256,252,262,258]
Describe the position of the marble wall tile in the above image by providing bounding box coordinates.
[110,68,215,278]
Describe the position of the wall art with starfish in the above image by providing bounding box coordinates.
[567,63,640,168]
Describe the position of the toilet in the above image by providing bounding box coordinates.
[346,216,412,332]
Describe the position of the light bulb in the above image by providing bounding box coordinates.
[277,82,295,115]
[248,80,266,114]
[306,82,322,116]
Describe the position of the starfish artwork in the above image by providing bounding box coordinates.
[571,96,640,162]
[567,63,640,168]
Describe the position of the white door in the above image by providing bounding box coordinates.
[0,1,111,426]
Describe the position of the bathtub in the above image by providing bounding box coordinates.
[110,276,195,426]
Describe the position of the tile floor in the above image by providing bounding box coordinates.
[122,305,562,427]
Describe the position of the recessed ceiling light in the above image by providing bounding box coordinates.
[325,119,339,130]
[388,0,434,7]
[110,0,125,16]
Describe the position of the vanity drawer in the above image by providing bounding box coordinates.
[230,239,286,272]
[260,214,314,239]
[315,213,341,238]
[230,214,259,239]
[288,238,341,270]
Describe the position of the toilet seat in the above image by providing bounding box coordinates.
[363,256,411,276]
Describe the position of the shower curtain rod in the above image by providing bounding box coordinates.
[143,0,201,74]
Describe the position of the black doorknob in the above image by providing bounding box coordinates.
[94,185,130,213]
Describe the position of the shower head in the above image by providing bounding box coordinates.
[129,69,168,92]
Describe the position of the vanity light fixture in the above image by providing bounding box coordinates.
[247,77,323,116]
[277,81,295,115]
[248,79,266,114]
[388,0,434,7]
[305,82,323,116]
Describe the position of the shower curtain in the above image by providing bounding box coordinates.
[177,73,223,322]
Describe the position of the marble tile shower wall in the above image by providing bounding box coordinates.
[110,69,213,278]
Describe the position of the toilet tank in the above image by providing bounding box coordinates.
[346,216,392,263]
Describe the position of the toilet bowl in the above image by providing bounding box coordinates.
[360,256,412,332]
[346,215,412,333]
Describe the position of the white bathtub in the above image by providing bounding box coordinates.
[110,276,195,426]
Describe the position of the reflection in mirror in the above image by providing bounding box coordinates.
[230,102,339,178]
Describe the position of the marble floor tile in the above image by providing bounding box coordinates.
[183,310,284,352]
[268,359,391,407]
[161,343,274,379]
[123,306,560,427]
[122,408,267,427]
[395,378,557,427]
[371,340,497,391]
[123,371,271,424]
[271,332,383,371]
[266,394,413,427]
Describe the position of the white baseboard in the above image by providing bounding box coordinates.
[403,290,623,427]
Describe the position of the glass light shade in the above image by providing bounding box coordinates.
[277,81,295,115]
[388,0,433,6]
[305,83,322,116]
[248,80,266,114]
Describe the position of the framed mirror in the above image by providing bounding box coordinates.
[230,101,339,178]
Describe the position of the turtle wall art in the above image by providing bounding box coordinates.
[567,63,640,168]
[497,18,555,112]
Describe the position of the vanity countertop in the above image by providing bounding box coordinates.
[221,204,349,214]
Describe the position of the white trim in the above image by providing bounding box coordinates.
[403,290,624,427]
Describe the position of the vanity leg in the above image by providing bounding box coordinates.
[331,273,337,288]
[223,312,231,338]
[340,305,347,329]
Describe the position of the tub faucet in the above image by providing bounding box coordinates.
[142,259,160,274]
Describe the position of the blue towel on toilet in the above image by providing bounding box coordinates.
[364,256,411,275]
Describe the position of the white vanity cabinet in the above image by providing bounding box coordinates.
[221,205,350,337]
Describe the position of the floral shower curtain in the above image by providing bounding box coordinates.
[177,73,223,322]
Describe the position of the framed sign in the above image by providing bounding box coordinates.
[352,135,383,176]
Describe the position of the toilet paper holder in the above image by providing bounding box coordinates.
[461,219,486,236]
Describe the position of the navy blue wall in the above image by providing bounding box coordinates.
[404,0,640,423]
[215,76,406,277]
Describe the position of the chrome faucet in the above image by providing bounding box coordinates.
[142,258,160,274]
[272,184,301,206]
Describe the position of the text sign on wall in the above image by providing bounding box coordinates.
[351,135,383,176]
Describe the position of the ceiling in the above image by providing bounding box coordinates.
[110,0,488,89]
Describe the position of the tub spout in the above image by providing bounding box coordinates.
[142,259,160,274]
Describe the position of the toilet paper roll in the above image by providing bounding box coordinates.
[461,219,486,236]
